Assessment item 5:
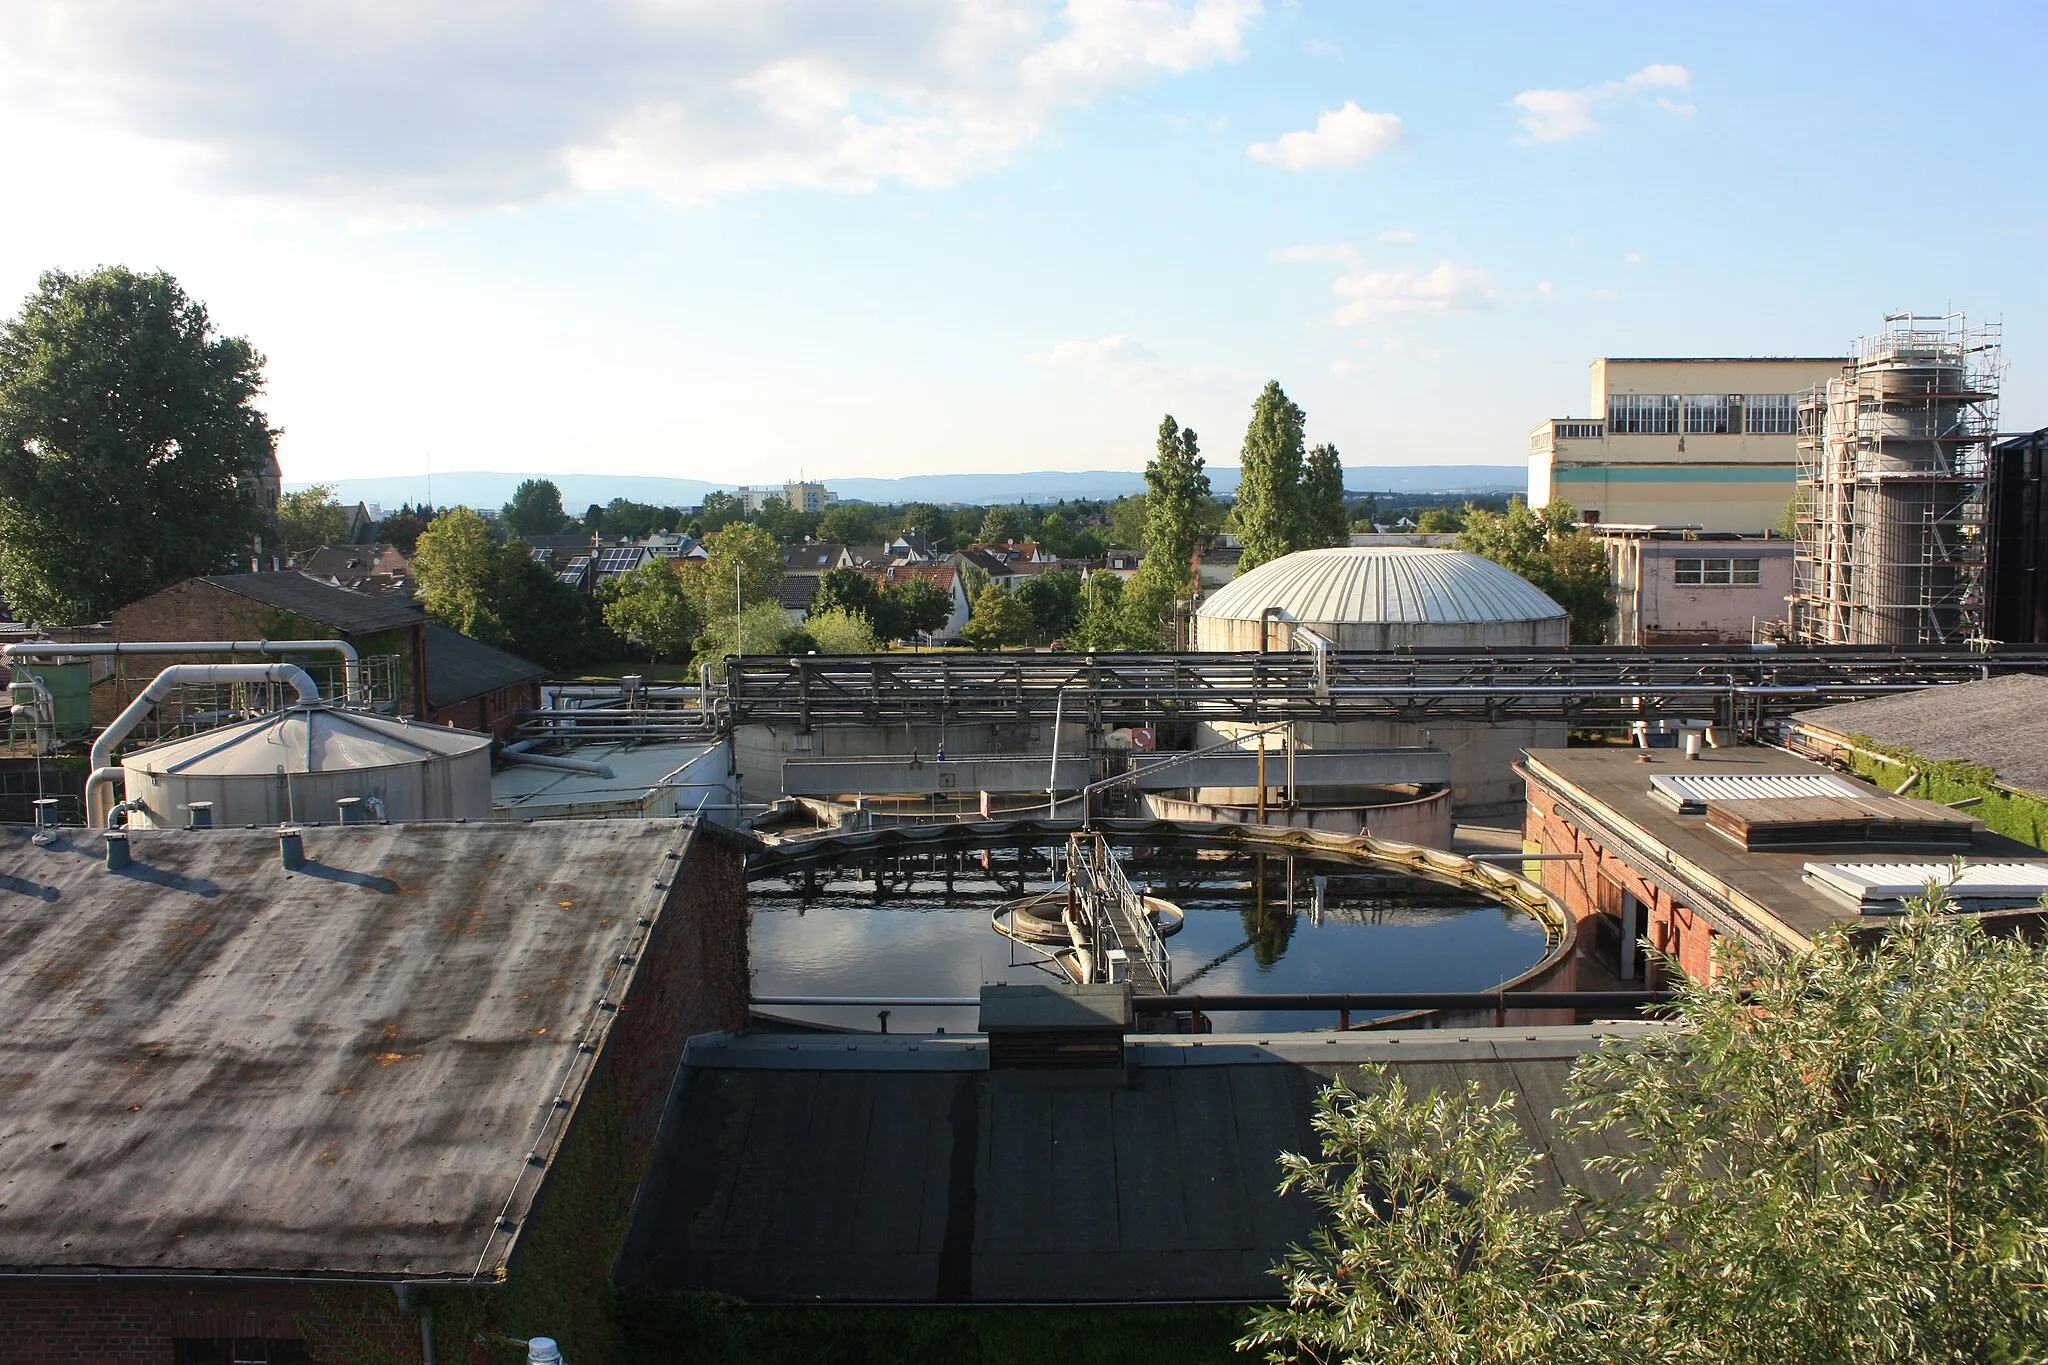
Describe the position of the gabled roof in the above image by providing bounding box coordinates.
[0,819,712,1280]
[424,624,549,709]
[780,542,849,570]
[201,572,426,634]
[781,574,821,611]
[860,563,958,593]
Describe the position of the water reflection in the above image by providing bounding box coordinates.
[749,836,1548,1034]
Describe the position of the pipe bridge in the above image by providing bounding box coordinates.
[721,645,2048,730]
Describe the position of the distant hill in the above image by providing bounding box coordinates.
[290,465,1525,511]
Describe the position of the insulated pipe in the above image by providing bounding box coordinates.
[4,639,362,705]
[499,751,615,778]
[86,663,322,826]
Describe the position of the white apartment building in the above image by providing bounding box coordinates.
[739,482,839,515]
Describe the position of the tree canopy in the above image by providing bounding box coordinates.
[977,504,1035,545]
[501,478,569,538]
[1457,496,1611,643]
[1303,442,1347,548]
[275,484,350,555]
[602,559,702,663]
[961,584,1032,650]
[1234,381,1311,573]
[410,507,505,641]
[1243,889,2048,1364]
[0,266,276,623]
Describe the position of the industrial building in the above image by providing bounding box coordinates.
[1790,314,2003,646]
[1519,741,2047,988]
[1194,546,1568,809]
[1528,356,1846,531]
[0,818,752,1365]
[1986,427,2048,644]
[1598,528,1794,645]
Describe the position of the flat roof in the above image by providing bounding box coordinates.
[493,739,728,816]
[1521,746,2039,946]
[617,1024,1664,1303]
[0,819,704,1279]
[1597,356,1848,365]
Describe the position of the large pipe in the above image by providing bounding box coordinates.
[499,751,615,778]
[5,639,362,704]
[85,663,321,826]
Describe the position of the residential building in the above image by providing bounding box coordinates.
[882,529,937,564]
[295,542,414,597]
[780,573,821,624]
[1529,356,1846,532]
[0,818,752,1365]
[779,541,855,574]
[857,563,971,640]
[739,482,838,515]
[1599,528,1794,644]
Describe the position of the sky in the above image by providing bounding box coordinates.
[0,0,2042,487]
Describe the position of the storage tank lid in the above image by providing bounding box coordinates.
[1197,547,1567,627]
[123,705,491,777]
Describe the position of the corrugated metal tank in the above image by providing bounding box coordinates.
[1194,547,1569,650]
[121,705,493,829]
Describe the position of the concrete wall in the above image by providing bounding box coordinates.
[1199,717,1557,813]
[1143,786,1453,848]
[1608,537,1795,644]
[730,719,1094,804]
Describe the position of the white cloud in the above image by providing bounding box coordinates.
[1591,288,1618,301]
[1270,242,1358,264]
[1622,251,1645,265]
[1029,334,1158,369]
[1536,280,1556,297]
[1376,228,1417,244]
[1248,101,1403,169]
[1512,63,1692,144]
[1330,260,1499,324]
[1306,38,1343,59]
[0,0,1266,214]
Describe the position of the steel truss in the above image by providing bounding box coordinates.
[718,646,2048,731]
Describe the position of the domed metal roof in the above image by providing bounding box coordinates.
[124,705,491,777]
[1198,547,1567,626]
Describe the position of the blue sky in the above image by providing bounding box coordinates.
[1,1,2041,486]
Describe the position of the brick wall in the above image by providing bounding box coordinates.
[425,680,537,746]
[1523,771,1721,988]
[0,1280,424,1365]
[105,582,425,717]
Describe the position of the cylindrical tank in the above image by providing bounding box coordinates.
[1194,548,1571,810]
[120,705,493,829]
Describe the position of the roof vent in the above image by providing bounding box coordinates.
[1804,861,2048,914]
[979,983,1131,1069]
[1649,771,1863,813]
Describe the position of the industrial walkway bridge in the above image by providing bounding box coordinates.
[718,645,2048,731]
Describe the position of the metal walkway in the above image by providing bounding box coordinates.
[1066,832,1171,996]
[718,645,2048,730]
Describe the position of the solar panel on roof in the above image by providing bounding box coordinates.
[1649,771,1864,813]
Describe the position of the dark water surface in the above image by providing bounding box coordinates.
[749,836,1550,1033]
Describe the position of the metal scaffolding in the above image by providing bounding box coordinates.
[1792,313,2002,645]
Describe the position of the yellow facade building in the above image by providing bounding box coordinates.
[1529,357,1845,532]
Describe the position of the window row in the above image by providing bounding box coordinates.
[1674,557,1762,587]
[1606,394,1801,436]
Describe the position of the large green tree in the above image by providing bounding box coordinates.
[276,484,351,555]
[1143,415,1213,590]
[1458,496,1611,643]
[977,504,1035,545]
[816,503,876,545]
[602,559,702,663]
[501,478,569,538]
[1014,568,1083,643]
[1234,380,1311,573]
[960,584,1033,651]
[1303,442,1348,547]
[688,522,785,642]
[885,577,955,641]
[1244,889,2048,1364]
[411,507,505,641]
[0,267,276,623]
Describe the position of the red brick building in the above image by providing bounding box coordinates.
[1519,743,2039,987]
[0,818,753,1364]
